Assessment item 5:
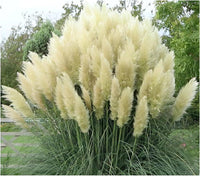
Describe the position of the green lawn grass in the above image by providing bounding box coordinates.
[169,126,199,160]
[13,136,38,143]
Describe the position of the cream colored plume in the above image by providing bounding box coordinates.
[133,96,149,137]
[59,73,77,118]
[74,94,90,133]
[93,78,104,119]
[116,41,137,90]
[110,77,121,120]
[99,55,112,100]
[20,57,46,109]
[21,61,38,84]
[49,34,80,84]
[138,60,175,118]
[137,70,153,102]
[101,37,114,67]
[30,53,57,101]
[81,86,92,111]
[79,54,96,92]
[35,57,57,101]
[90,46,102,78]
[17,73,34,102]
[163,51,174,73]
[2,86,33,118]
[172,78,198,121]
[55,77,68,119]
[2,105,28,128]
[117,87,133,127]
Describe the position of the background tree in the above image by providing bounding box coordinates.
[154,1,199,123]
[113,0,144,21]
[23,21,60,61]
[1,14,45,104]
[55,1,83,31]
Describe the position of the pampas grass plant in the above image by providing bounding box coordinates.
[2,5,198,175]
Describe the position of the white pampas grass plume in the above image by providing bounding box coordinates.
[90,46,101,78]
[21,61,38,84]
[138,59,175,118]
[101,37,114,67]
[2,105,28,128]
[55,77,68,119]
[27,53,56,101]
[81,86,92,111]
[79,54,96,92]
[93,78,104,119]
[31,88,46,110]
[172,78,198,121]
[116,42,137,90]
[20,60,46,110]
[100,55,112,100]
[36,58,57,101]
[137,70,153,102]
[133,96,149,137]
[117,87,133,127]
[2,86,33,118]
[17,72,34,102]
[163,51,174,72]
[110,77,121,120]
[59,73,77,118]
[74,94,90,133]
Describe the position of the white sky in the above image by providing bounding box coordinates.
[0,0,155,42]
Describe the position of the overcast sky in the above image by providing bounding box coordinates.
[0,0,155,42]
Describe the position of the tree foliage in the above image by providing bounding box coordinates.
[154,1,199,90]
[23,21,60,61]
[113,0,144,21]
[1,15,45,105]
[55,1,84,31]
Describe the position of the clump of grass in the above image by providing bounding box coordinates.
[1,4,198,175]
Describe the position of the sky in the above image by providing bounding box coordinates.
[0,0,155,42]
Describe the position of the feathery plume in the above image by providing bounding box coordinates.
[17,72,34,102]
[116,41,137,90]
[163,51,174,73]
[81,86,92,111]
[117,87,133,127]
[59,73,77,119]
[79,54,96,92]
[2,105,28,128]
[133,96,149,137]
[101,37,114,67]
[93,78,104,119]
[100,55,112,100]
[55,77,68,119]
[110,77,121,120]
[137,70,153,102]
[90,46,101,78]
[74,94,90,133]
[138,60,175,118]
[2,86,33,118]
[172,78,198,121]
[36,58,57,101]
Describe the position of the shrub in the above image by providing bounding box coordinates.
[2,5,198,175]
